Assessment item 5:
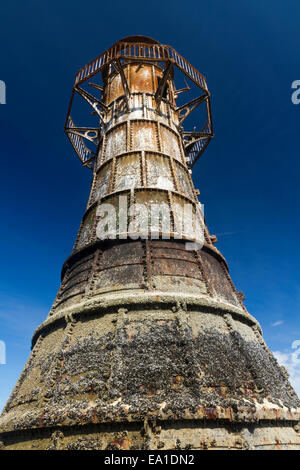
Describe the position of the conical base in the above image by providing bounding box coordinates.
[1,241,300,450]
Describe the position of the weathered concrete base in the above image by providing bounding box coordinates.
[1,242,299,450]
[1,420,300,450]
[1,290,300,450]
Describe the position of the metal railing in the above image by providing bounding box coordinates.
[66,40,212,169]
[185,121,213,167]
[74,41,208,93]
[66,116,95,168]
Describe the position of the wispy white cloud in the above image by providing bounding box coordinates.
[215,230,245,237]
[271,320,284,327]
[0,292,48,336]
[273,340,300,398]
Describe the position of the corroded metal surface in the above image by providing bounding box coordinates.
[70,52,209,247]
[1,287,300,449]
[0,35,299,450]
[65,35,213,169]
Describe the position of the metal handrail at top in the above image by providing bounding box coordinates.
[67,40,212,169]
[74,41,208,93]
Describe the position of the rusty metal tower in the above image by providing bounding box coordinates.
[1,36,300,450]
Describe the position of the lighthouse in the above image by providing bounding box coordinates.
[1,36,299,450]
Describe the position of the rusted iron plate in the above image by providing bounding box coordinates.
[64,36,213,169]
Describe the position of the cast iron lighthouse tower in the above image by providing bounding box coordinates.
[1,36,300,450]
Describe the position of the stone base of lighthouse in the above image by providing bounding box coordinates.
[1,241,300,450]
[2,420,300,451]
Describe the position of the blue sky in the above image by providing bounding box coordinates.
[0,0,300,411]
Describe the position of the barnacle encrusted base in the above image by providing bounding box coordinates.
[1,245,300,450]
[1,35,300,449]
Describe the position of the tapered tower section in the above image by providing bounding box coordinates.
[1,36,300,450]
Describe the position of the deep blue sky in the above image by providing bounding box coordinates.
[1,0,300,410]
